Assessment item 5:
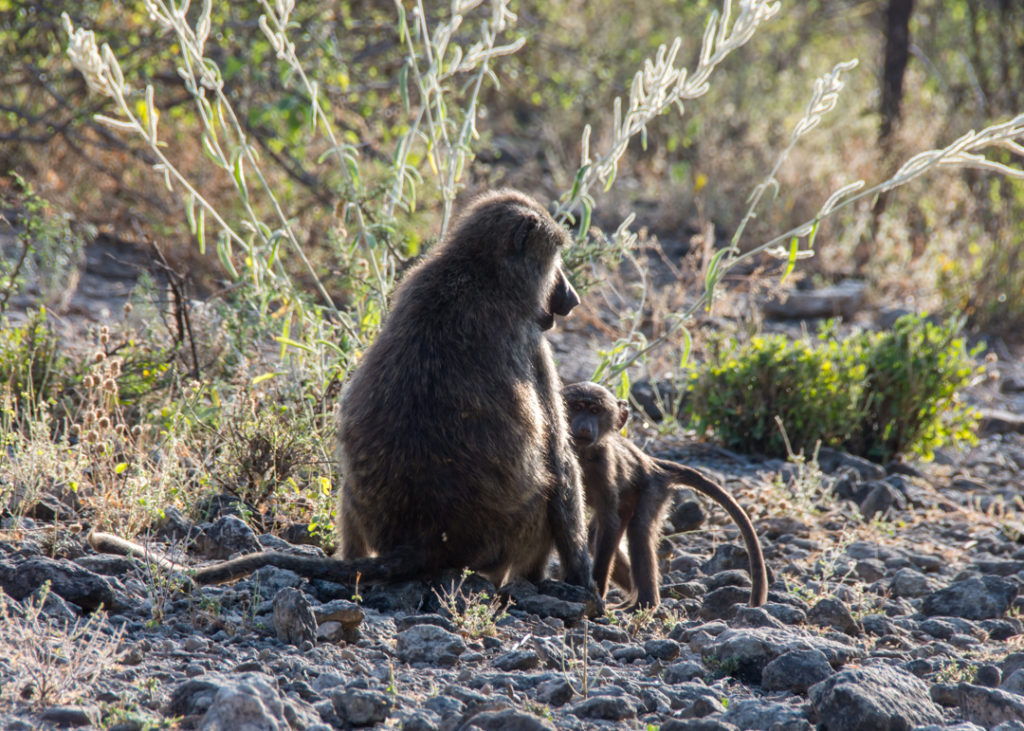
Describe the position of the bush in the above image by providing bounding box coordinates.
[686,314,982,463]
[0,309,66,420]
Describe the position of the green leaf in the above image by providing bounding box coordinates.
[780,235,799,284]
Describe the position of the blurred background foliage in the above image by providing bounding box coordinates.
[1,0,1021,335]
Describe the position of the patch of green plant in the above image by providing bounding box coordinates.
[0,309,67,419]
[687,314,982,463]
[0,174,89,311]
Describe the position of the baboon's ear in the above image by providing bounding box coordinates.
[512,214,537,254]
[616,400,630,430]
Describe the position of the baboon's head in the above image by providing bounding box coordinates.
[564,381,630,448]
[441,189,578,328]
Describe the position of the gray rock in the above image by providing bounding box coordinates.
[1003,669,1024,695]
[195,514,260,559]
[705,569,752,591]
[700,585,750,620]
[703,543,756,575]
[503,581,586,624]
[252,565,304,598]
[817,449,887,480]
[589,623,629,643]
[644,638,681,661]
[721,698,813,730]
[703,628,858,685]
[854,559,886,582]
[272,587,317,646]
[611,644,646,662]
[808,597,859,635]
[859,481,905,521]
[0,557,118,612]
[808,664,943,730]
[663,661,706,684]
[534,676,574,706]
[330,687,392,726]
[39,705,100,728]
[493,650,541,671]
[569,694,637,721]
[669,499,707,533]
[888,567,934,598]
[1003,653,1024,679]
[660,720,739,731]
[762,649,835,693]
[763,602,808,625]
[396,624,467,666]
[978,664,1003,688]
[957,683,1024,726]
[169,672,321,730]
[731,606,785,629]
[154,505,198,542]
[462,708,556,730]
[922,576,1018,620]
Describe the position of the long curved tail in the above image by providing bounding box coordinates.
[656,462,769,606]
[88,531,429,587]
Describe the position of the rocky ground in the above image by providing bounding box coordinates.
[2,236,1024,730]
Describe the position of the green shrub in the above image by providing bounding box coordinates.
[0,309,66,419]
[687,314,982,462]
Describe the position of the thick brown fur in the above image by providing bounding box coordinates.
[334,189,593,592]
[93,191,593,595]
[564,381,768,610]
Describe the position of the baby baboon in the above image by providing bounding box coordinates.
[564,381,768,610]
[91,191,594,597]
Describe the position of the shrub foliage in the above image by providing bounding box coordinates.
[687,314,982,463]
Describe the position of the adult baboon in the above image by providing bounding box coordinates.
[93,190,595,596]
[563,381,768,609]
[336,189,593,592]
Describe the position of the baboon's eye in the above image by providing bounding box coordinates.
[590,406,601,415]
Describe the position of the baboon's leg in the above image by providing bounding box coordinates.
[535,344,592,589]
[592,510,626,599]
[338,492,371,559]
[626,489,665,609]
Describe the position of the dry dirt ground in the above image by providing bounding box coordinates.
[2,235,1024,730]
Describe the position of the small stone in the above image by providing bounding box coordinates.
[922,576,1018,620]
[699,585,749,620]
[195,515,260,559]
[570,694,638,721]
[534,677,574,706]
[493,649,541,671]
[889,567,934,598]
[978,664,1003,688]
[808,664,943,730]
[664,661,705,684]
[644,638,681,661]
[39,705,100,728]
[808,597,859,635]
[272,586,317,646]
[331,687,392,726]
[462,708,556,730]
[396,624,467,666]
[762,649,834,693]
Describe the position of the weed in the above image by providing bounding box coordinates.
[433,571,507,639]
[0,584,125,710]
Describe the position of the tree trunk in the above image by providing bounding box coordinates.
[878,0,915,148]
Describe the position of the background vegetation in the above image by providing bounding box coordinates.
[1,0,1022,542]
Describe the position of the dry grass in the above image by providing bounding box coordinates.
[0,585,125,711]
